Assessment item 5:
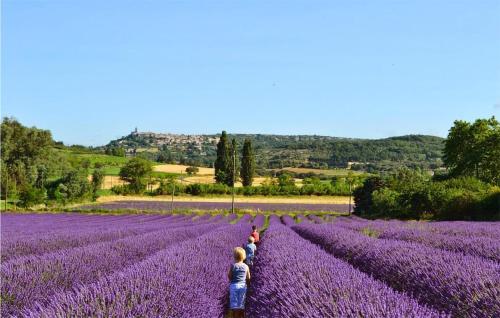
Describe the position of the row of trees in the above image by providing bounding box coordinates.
[214,131,255,186]
[104,146,126,157]
[150,173,362,197]
[443,117,499,185]
[354,172,498,220]
[1,118,184,204]
[354,117,500,220]
[1,118,105,208]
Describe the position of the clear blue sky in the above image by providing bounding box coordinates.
[2,0,499,146]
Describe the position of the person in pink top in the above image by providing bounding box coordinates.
[250,225,259,245]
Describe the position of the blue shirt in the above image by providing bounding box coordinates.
[244,243,256,260]
[230,263,248,284]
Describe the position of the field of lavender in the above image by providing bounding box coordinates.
[81,200,350,212]
[1,212,498,317]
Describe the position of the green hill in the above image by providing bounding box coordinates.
[106,131,444,173]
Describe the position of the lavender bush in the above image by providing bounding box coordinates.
[3,212,498,317]
[280,215,295,226]
[247,218,446,317]
[83,200,350,212]
[2,222,225,316]
[1,214,199,262]
[307,214,324,223]
[22,223,249,317]
[252,214,266,229]
[293,223,500,317]
[333,218,500,262]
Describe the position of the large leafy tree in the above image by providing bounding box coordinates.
[353,176,386,215]
[214,131,230,184]
[444,117,500,185]
[225,139,239,186]
[1,118,53,200]
[91,168,105,200]
[49,170,92,205]
[119,157,153,193]
[241,139,255,186]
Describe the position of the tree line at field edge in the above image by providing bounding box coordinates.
[1,116,498,220]
[353,117,499,220]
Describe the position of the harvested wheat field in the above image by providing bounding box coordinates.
[96,174,303,189]
[88,175,127,189]
[181,175,215,184]
[180,176,282,187]
[104,176,131,189]
[154,164,214,175]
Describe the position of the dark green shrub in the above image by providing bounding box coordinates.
[278,173,295,187]
[300,185,315,196]
[209,183,229,195]
[280,185,300,195]
[186,166,199,176]
[479,189,500,219]
[18,186,47,208]
[372,188,401,218]
[186,183,203,195]
[353,176,385,215]
[242,186,255,196]
[47,170,92,205]
[155,179,175,195]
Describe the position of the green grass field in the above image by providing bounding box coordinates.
[56,149,129,174]
[57,150,178,177]
[73,152,129,164]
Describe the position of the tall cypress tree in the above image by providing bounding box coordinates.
[241,139,255,186]
[214,131,230,184]
[227,139,239,186]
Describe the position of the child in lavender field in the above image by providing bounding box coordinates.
[244,236,257,266]
[250,225,260,245]
[228,247,251,318]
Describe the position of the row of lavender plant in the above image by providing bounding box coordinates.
[22,222,250,317]
[252,214,266,229]
[333,217,500,262]
[1,219,228,317]
[85,200,351,212]
[237,214,252,224]
[293,223,500,317]
[379,226,500,263]
[334,216,500,240]
[1,214,209,262]
[246,216,445,317]
[280,215,295,226]
[1,213,175,237]
[307,214,324,223]
[1,213,108,236]
[1,214,187,241]
[425,221,500,239]
[2,217,178,262]
[295,214,312,224]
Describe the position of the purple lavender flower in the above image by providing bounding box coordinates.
[293,223,500,317]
